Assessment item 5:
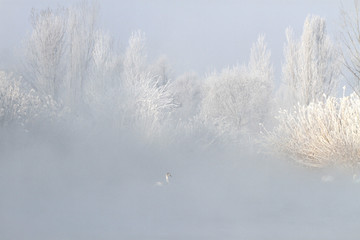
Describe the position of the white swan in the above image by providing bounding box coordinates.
[155,172,172,186]
[353,174,360,183]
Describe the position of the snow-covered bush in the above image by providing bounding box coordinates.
[199,35,273,142]
[266,90,360,170]
[0,71,63,128]
[279,15,342,108]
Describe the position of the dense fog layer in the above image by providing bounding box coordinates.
[1,129,360,240]
[1,0,360,240]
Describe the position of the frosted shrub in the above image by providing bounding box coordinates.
[267,91,360,170]
[0,71,64,129]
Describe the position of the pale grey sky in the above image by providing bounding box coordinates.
[0,0,351,76]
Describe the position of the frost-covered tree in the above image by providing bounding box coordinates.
[266,89,360,171]
[25,6,176,137]
[200,35,273,141]
[280,15,341,107]
[118,31,177,139]
[201,66,253,137]
[123,31,148,85]
[65,2,98,107]
[248,35,274,125]
[24,2,99,109]
[84,30,122,112]
[25,7,67,100]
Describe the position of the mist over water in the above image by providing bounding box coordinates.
[1,126,360,240]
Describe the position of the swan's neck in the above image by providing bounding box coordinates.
[166,175,170,183]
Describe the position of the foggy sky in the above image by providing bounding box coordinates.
[0,0,349,78]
